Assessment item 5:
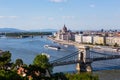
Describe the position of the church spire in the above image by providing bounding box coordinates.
[64,24,66,27]
[62,24,67,32]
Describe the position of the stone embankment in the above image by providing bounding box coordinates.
[47,37,93,49]
[47,37,120,53]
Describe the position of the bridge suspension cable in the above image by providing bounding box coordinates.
[50,50,80,64]
[49,45,120,72]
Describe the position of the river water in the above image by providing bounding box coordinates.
[0,36,77,72]
[0,36,120,80]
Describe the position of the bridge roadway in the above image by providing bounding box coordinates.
[51,55,120,66]
[49,46,120,72]
[92,55,120,61]
[50,50,120,67]
[51,59,92,66]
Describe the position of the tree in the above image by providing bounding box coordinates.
[0,70,23,80]
[53,72,68,80]
[65,73,99,80]
[15,59,23,67]
[2,51,11,63]
[0,51,11,69]
[33,54,50,69]
[26,65,46,79]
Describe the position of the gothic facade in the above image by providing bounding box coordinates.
[55,25,75,41]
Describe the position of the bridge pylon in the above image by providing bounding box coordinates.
[76,46,92,72]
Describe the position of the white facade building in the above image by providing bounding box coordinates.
[106,37,120,46]
[75,34,83,43]
[93,36,105,45]
[82,36,93,44]
[75,34,93,44]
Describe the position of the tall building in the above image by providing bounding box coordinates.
[55,25,75,41]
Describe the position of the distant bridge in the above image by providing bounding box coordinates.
[50,46,120,72]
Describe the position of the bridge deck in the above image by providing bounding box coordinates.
[50,50,120,67]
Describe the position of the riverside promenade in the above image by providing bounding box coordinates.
[47,37,93,49]
[47,37,120,53]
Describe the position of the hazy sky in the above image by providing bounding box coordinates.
[0,0,120,30]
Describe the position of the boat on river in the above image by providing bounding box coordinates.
[44,45,61,50]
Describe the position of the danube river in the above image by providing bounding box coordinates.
[0,36,120,80]
[0,36,77,72]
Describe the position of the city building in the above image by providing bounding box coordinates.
[106,36,120,46]
[75,34,83,43]
[93,36,105,45]
[82,36,93,44]
[55,26,120,47]
[55,25,75,41]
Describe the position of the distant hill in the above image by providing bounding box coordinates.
[29,29,57,32]
[0,28,57,33]
[0,28,25,32]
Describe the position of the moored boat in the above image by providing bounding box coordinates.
[44,45,61,50]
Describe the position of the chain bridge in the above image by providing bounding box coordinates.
[50,46,120,72]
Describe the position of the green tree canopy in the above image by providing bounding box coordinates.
[65,73,99,80]
[0,51,11,69]
[15,59,23,67]
[2,51,11,62]
[26,65,46,78]
[33,54,50,69]
[0,70,24,80]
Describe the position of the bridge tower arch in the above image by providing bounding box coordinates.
[76,46,92,72]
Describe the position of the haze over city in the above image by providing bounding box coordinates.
[0,0,120,30]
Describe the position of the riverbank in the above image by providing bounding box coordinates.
[47,37,91,48]
[47,37,120,53]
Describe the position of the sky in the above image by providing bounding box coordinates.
[0,0,120,30]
